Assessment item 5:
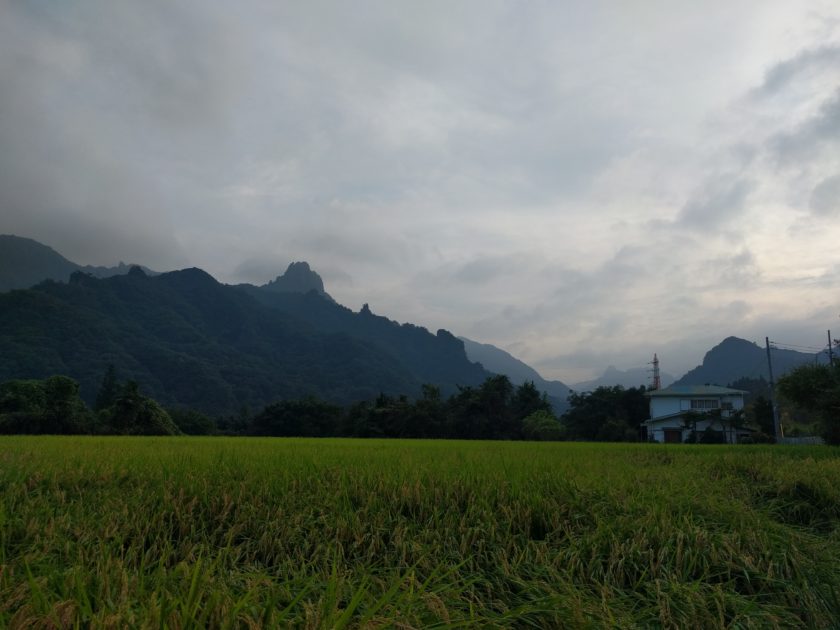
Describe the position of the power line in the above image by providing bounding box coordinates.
[769,341,826,352]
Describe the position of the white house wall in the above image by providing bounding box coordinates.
[650,398,682,417]
[650,395,745,418]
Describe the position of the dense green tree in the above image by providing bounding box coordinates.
[366,394,413,438]
[215,406,251,436]
[343,400,376,438]
[0,379,46,415]
[168,408,216,435]
[101,381,180,435]
[448,375,517,439]
[562,386,648,441]
[777,362,840,444]
[0,376,91,434]
[95,364,119,412]
[250,396,343,437]
[42,375,91,433]
[522,410,565,441]
[727,376,770,404]
[512,381,552,420]
[750,395,775,436]
[411,384,450,438]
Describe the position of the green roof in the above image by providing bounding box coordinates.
[646,385,747,398]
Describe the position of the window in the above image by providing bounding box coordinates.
[690,399,719,410]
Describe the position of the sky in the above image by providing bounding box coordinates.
[2,1,840,384]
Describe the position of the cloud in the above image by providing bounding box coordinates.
[706,249,760,288]
[770,88,840,163]
[752,45,840,97]
[453,254,528,285]
[810,174,840,215]
[2,0,840,385]
[676,178,754,228]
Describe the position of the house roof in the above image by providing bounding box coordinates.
[646,385,747,398]
[642,411,687,425]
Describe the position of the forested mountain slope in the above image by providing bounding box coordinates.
[458,337,570,412]
[0,267,489,413]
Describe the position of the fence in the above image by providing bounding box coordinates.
[779,436,824,445]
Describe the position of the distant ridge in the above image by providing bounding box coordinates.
[674,336,823,386]
[458,337,570,412]
[0,234,156,292]
[0,267,491,413]
[573,365,674,392]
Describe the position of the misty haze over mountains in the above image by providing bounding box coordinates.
[0,234,829,411]
[458,337,571,412]
[573,366,675,392]
[0,235,158,292]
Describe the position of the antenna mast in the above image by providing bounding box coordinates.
[650,353,661,390]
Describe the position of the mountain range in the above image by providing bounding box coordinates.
[0,234,501,412]
[0,264,490,413]
[0,234,829,412]
[0,234,157,292]
[673,336,827,387]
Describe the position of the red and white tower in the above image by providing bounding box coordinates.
[651,353,661,390]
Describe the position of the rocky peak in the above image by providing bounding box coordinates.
[263,261,331,299]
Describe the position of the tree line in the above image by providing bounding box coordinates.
[2,360,836,442]
[0,368,567,440]
[0,368,180,436]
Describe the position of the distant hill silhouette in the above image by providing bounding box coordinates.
[674,336,824,386]
[0,234,156,292]
[0,265,490,414]
[573,365,674,392]
[458,337,570,412]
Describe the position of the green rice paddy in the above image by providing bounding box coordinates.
[1,437,839,628]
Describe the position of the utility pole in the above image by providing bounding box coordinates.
[765,337,782,441]
[829,330,834,365]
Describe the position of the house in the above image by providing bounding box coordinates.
[642,385,748,444]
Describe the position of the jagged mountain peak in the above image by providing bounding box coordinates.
[262,261,332,300]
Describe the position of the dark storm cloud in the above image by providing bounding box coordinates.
[0,0,261,268]
[0,2,239,267]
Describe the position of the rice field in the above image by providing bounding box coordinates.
[1,437,840,628]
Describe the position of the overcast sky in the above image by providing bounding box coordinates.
[2,1,840,383]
